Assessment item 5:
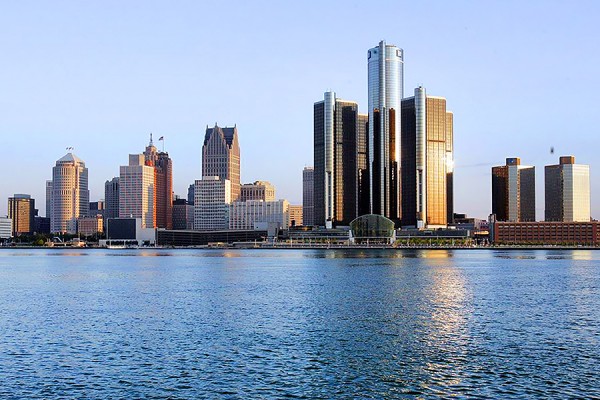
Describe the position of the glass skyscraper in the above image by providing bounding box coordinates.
[368,40,403,222]
[545,156,590,222]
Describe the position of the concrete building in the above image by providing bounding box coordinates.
[0,216,12,240]
[119,154,155,228]
[202,125,241,201]
[144,134,173,229]
[491,221,599,246]
[368,40,403,222]
[289,205,303,227]
[8,194,35,236]
[104,177,120,219]
[492,158,535,222]
[303,167,314,226]
[172,198,194,230]
[229,200,290,231]
[50,153,89,233]
[77,215,103,236]
[194,177,232,231]
[240,181,275,202]
[314,91,368,227]
[45,180,53,218]
[545,156,590,222]
[401,87,454,228]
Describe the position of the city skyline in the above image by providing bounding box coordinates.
[2,2,600,219]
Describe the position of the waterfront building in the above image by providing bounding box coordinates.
[314,91,368,227]
[202,125,241,201]
[229,199,290,231]
[302,167,314,226]
[104,177,120,219]
[33,216,50,234]
[77,215,103,236]
[545,156,590,222]
[367,40,403,222]
[119,154,155,228]
[0,216,12,240]
[401,87,454,228]
[50,153,89,234]
[289,205,303,227]
[240,181,275,202]
[491,221,599,246]
[45,180,53,218]
[103,218,156,247]
[144,135,173,229]
[172,198,194,230]
[194,177,231,231]
[8,194,35,236]
[491,158,535,222]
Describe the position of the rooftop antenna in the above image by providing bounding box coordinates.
[149,132,154,146]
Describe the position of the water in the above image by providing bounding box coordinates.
[0,249,598,398]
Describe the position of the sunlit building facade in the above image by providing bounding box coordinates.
[229,199,290,230]
[545,156,590,222]
[194,177,231,231]
[289,205,303,227]
[8,194,35,236]
[240,181,275,202]
[144,135,173,229]
[202,125,241,201]
[50,153,89,234]
[491,157,535,222]
[119,154,155,228]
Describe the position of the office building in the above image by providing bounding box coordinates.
[144,135,173,229]
[172,198,194,230]
[289,205,303,227]
[0,217,12,240]
[104,177,120,219]
[401,87,454,228]
[119,154,155,228]
[8,194,35,235]
[89,200,105,218]
[202,125,241,201]
[45,180,53,218]
[77,215,103,236]
[50,153,89,233]
[229,199,290,230]
[367,40,403,221]
[491,158,535,222]
[194,177,232,231]
[187,184,195,205]
[302,167,314,226]
[545,156,590,222]
[491,221,599,246]
[33,216,50,234]
[314,91,368,227]
[240,181,275,202]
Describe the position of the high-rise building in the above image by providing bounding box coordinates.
[289,205,303,227]
[50,153,89,233]
[144,135,173,229]
[104,177,120,219]
[401,87,454,228]
[89,200,105,217]
[314,92,368,227]
[172,198,194,230]
[202,125,241,201]
[187,184,195,205]
[491,158,535,222]
[194,177,232,231]
[45,180,53,218]
[8,194,35,236]
[367,40,403,221]
[240,181,275,202]
[119,154,155,228]
[302,167,314,226]
[545,156,590,222]
[229,199,290,230]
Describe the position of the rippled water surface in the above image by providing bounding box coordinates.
[0,248,598,398]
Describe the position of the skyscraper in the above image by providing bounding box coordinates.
[314,91,367,227]
[545,156,590,222]
[202,125,241,201]
[50,153,89,233]
[8,194,35,236]
[401,87,454,228]
[194,177,231,230]
[368,40,403,222]
[104,177,120,219]
[119,154,155,228]
[491,158,535,222]
[144,135,173,229]
[45,180,53,218]
[302,167,314,226]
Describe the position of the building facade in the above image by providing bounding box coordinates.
[144,135,173,229]
[368,40,403,222]
[491,221,599,245]
[119,154,155,228]
[77,215,103,236]
[104,177,120,220]
[289,205,303,227]
[229,200,290,230]
[45,180,53,218]
[172,198,194,230]
[0,217,12,240]
[240,181,275,202]
[50,153,89,233]
[302,167,314,226]
[202,125,241,201]
[545,156,590,222]
[194,177,232,231]
[8,194,35,236]
[314,91,368,227]
[401,87,454,228]
[491,158,535,222]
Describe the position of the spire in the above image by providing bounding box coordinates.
[149,132,154,146]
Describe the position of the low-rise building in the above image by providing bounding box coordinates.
[289,205,303,227]
[229,200,289,231]
[0,217,13,241]
[77,215,104,236]
[491,221,599,246]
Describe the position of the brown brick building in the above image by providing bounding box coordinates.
[491,221,599,245]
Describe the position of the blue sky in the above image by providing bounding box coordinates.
[1,0,599,219]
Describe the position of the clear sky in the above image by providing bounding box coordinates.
[1,0,599,220]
